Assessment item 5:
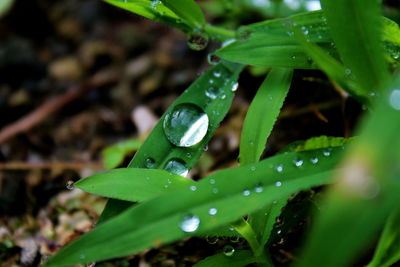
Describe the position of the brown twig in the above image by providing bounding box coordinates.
[0,161,104,170]
[0,69,120,144]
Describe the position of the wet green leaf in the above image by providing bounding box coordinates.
[193,250,255,267]
[161,0,205,27]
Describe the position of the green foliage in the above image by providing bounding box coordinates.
[102,139,142,169]
[46,0,400,266]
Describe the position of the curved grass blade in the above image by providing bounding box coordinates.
[320,0,389,94]
[0,0,13,17]
[161,0,205,28]
[239,68,293,165]
[102,139,142,169]
[296,75,400,266]
[216,10,400,70]
[75,168,195,202]
[45,147,346,266]
[193,250,256,267]
[103,0,192,32]
[367,208,400,267]
[99,62,243,223]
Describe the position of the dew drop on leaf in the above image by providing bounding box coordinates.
[243,189,251,196]
[231,82,238,92]
[206,236,218,244]
[223,245,235,256]
[189,185,197,191]
[213,71,222,78]
[275,181,283,187]
[322,150,331,157]
[163,103,209,147]
[164,158,189,177]
[66,180,74,190]
[254,183,264,193]
[145,157,156,168]
[208,208,218,215]
[275,164,284,173]
[187,32,209,51]
[310,157,319,164]
[389,89,400,110]
[180,214,200,232]
[209,178,216,184]
[205,86,220,99]
[293,158,304,167]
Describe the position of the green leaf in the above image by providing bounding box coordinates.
[283,136,356,153]
[45,146,346,266]
[161,0,205,27]
[239,68,293,165]
[0,0,13,17]
[193,250,255,267]
[103,0,192,32]
[102,139,142,169]
[296,76,400,266]
[99,62,243,223]
[367,208,400,267]
[216,10,400,70]
[75,168,195,202]
[320,0,389,94]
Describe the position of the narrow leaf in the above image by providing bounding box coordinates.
[240,68,293,165]
[45,146,346,266]
[193,250,255,267]
[102,139,142,169]
[161,0,205,27]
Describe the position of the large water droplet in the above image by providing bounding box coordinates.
[187,32,209,51]
[389,89,400,110]
[180,214,200,232]
[223,245,235,256]
[66,180,74,190]
[163,103,209,147]
[145,157,155,168]
[164,158,189,177]
[208,208,218,215]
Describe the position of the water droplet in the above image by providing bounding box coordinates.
[145,157,156,168]
[322,150,331,157]
[163,103,209,147]
[164,158,189,177]
[212,188,219,194]
[187,32,209,51]
[186,152,192,158]
[206,236,218,244]
[208,208,218,215]
[190,185,197,191]
[164,184,169,189]
[344,68,352,77]
[203,145,209,151]
[205,86,220,99]
[223,245,235,256]
[80,253,86,259]
[220,94,226,99]
[277,229,282,234]
[254,183,264,193]
[230,236,240,243]
[250,166,256,171]
[207,54,221,65]
[180,214,200,232]
[231,82,238,92]
[275,164,284,172]
[66,180,74,190]
[389,89,400,110]
[213,71,222,78]
[275,181,282,187]
[310,157,319,164]
[293,158,304,167]
[167,179,172,184]
[242,189,251,196]
[291,55,296,60]
[209,179,216,184]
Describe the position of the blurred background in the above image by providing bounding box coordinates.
[0,0,399,266]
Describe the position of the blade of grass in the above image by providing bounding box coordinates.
[320,0,389,93]
[239,68,293,165]
[296,74,400,267]
[98,62,243,223]
[45,146,346,266]
[161,0,205,28]
[193,250,256,267]
[367,208,400,267]
[102,139,142,169]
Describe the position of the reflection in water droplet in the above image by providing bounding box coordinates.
[389,89,400,110]
[145,157,156,168]
[190,185,197,191]
[255,183,264,193]
[243,189,251,196]
[310,157,319,164]
[223,245,235,256]
[163,103,209,147]
[206,87,220,99]
[66,180,74,190]
[323,150,331,157]
[275,181,282,187]
[207,54,221,65]
[275,164,284,172]
[293,158,304,167]
[164,158,189,177]
[206,236,218,244]
[208,208,218,215]
[187,32,209,51]
[180,214,200,232]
